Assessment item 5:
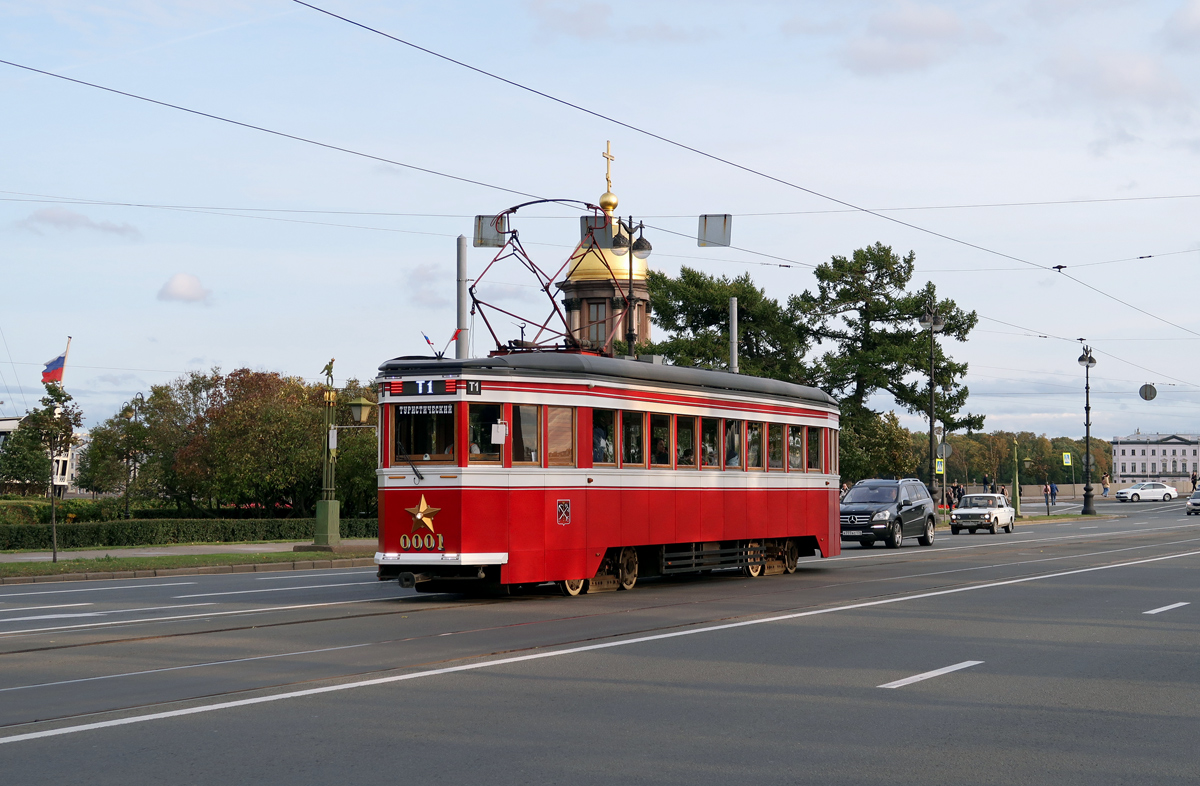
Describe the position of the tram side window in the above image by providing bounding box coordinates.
[622,411,645,467]
[676,416,697,467]
[788,425,804,471]
[807,426,824,473]
[512,405,540,464]
[724,420,742,469]
[701,418,720,467]
[395,404,455,463]
[468,403,502,462]
[650,414,671,466]
[831,430,839,475]
[592,409,616,464]
[547,407,575,466]
[746,422,764,469]
[768,424,784,469]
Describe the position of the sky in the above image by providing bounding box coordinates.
[2,0,1199,441]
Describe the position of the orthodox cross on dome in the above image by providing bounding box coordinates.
[602,140,615,192]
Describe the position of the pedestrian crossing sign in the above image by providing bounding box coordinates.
[1063,453,1072,466]
[936,458,945,475]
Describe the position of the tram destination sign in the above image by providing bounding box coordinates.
[397,380,449,396]
[395,404,453,415]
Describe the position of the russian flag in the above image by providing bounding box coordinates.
[42,340,69,384]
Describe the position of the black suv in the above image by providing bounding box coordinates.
[839,478,936,548]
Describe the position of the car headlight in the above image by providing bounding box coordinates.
[950,513,958,520]
[872,510,891,521]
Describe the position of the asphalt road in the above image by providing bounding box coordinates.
[1,497,1196,784]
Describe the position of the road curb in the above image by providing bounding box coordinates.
[0,557,377,585]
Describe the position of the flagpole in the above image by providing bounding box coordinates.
[61,336,72,388]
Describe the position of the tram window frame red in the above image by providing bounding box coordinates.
[675,415,698,469]
[787,425,804,471]
[700,418,721,469]
[546,406,575,467]
[620,411,646,468]
[767,423,785,470]
[467,402,503,464]
[831,429,839,475]
[723,419,744,470]
[649,413,671,468]
[807,426,824,473]
[746,422,765,470]
[592,408,617,466]
[511,404,541,465]
[393,402,456,465]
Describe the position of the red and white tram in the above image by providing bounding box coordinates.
[374,352,841,594]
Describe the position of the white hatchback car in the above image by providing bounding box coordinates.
[1115,482,1178,502]
[950,494,1016,535]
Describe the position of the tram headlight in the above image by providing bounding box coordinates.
[871,510,890,521]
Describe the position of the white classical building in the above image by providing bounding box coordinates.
[1111,431,1199,487]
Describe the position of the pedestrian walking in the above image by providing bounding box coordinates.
[1043,482,1051,507]
[1050,482,1058,506]
[1101,474,1110,498]
[1192,470,1198,492]
[840,482,850,501]
[999,484,1007,499]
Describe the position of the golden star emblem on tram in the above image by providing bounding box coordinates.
[405,495,440,534]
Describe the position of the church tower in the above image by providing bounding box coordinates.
[556,142,651,354]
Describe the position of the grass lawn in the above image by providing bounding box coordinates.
[0,550,376,578]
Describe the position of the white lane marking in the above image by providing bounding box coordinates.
[0,644,372,693]
[4,547,1198,745]
[0,603,92,613]
[1144,602,1190,615]
[878,660,984,689]
[255,571,377,581]
[0,597,387,637]
[0,604,215,623]
[0,582,197,598]
[174,581,380,598]
[1080,527,1098,529]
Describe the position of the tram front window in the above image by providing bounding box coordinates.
[395,404,455,463]
[650,414,671,466]
[512,405,540,464]
[768,424,784,469]
[676,416,697,467]
[622,411,644,466]
[468,403,502,462]
[724,420,742,468]
[592,409,615,464]
[701,418,720,467]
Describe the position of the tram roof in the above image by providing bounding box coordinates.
[379,353,838,409]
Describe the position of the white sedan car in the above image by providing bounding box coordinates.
[950,494,1016,535]
[1115,482,1177,502]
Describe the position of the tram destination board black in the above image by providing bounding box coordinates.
[399,380,448,396]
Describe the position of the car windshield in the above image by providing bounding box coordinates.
[1128,484,1145,489]
[960,495,999,508]
[1192,491,1200,499]
[843,486,897,504]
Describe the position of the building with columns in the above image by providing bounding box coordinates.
[1111,431,1199,486]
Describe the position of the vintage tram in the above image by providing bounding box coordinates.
[374,352,840,594]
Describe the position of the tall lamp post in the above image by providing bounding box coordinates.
[1079,346,1097,515]
[1012,438,1021,519]
[918,306,945,491]
[610,215,653,350]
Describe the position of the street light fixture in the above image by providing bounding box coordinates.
[609,217,653,349]
[1078,346,1097,515]
[917,306,945,492]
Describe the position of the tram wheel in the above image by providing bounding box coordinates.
[558,579,586,597]
[783,540,799,574]
[617,547,638,591]
[743,541,764,577]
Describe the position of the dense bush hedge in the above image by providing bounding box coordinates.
[0,518,378,551]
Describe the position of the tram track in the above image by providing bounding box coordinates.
[3,529,1198,736]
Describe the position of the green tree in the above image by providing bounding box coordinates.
[19,383,84,560]
[645,267,810,383]
[794,242,984,433]
[333,378,379,518]
[0,421,52,493]
[839,409,917,483]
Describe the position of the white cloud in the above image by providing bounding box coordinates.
[1046,50,1191,112]
[16,207,140,238]
[157,273,211,304]
[404,264,452,308]
[1163,0,1200,49]
[840,2,997,75]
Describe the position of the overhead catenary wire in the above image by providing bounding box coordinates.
[0,323,30,413]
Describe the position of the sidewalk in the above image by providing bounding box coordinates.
[0,539,377,563]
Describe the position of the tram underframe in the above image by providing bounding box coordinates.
[379,537,819,596]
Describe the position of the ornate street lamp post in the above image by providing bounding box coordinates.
[918,306,945,491]
[610,216,652,350]
[1079,346,1097,515]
